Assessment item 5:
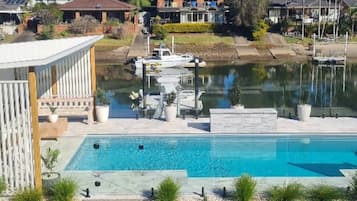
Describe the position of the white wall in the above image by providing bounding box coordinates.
[0,69,15,80]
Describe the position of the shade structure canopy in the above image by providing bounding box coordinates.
[0,35,103,69]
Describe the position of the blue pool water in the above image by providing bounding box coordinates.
[65,135,357,177]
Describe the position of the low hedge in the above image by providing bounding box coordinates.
[162,23,214,33]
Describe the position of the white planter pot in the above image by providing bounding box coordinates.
[48,114,58,123]
[165,105,177,122]
[297,104,311,121]
[231,104,244,109]
[96,105,109,123]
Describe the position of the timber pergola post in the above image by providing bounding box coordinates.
[51,65,57,96]
[90,45,97,119]
[28,66,42,189]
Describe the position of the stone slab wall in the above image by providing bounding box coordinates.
[210,108,277,133]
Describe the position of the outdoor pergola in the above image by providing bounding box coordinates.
[0,35,103,193]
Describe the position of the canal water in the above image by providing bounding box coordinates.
[96,62,357,118]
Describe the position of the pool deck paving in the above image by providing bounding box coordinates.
[42,116,357,200]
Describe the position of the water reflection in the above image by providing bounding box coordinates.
[97,62,357,118]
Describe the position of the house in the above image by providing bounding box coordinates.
[156,0,227,23]
[268,0,357,24]
[60,0,136,24]
[0,0,24,30]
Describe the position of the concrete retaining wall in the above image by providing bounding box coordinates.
[210,108,277,133]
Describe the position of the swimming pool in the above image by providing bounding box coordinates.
[65,135,357,177]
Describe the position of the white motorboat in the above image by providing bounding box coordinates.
[132,45,194,72]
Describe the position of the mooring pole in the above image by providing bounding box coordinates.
[142,63,147,117]
[194,58,199,119]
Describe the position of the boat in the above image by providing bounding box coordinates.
[131,45,194,72]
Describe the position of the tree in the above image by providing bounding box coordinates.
[129,0,150,8]
[68,15,100,34]
[226,0,268,28]
[33,3,63,25]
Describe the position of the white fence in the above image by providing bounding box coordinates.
[0,81,34,194]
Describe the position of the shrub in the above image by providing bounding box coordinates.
[51,178,78,201]
[162,23,214,33]
[41,147,60,176]
[37,24,54,40]
[165,92,176,106]
[234,174,256,201]
[156,177,180,201]
[306,184,342,201]
[11,189,42,201]
[349,172,357,200]
[228,85,241,106]
[152,24,167,40]
[33,3,63,25]
[268,183,304,201]
[252,20,269,41]
[0,177,6,195]
[68,15,99,34]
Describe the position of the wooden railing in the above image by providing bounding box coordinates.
[38,96,94,124]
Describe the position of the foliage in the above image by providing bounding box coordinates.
[268,183,304,201]
[228,85,241,106]
[226,0,268,28]
[41,148,60,175]
[110,22,133,39]
[37,24,54,40]
[105,18,120,26]
[68,15,99,34]
[152,24,167,40]
[234,174,256,201]
[252,20,269,41]
[0,177,6,195]
[33,3,63,25]
[129,0,150,7]
[11,189,42,201]
[306,184,342,201]
[348,172,357,200]
[165,92,176,106]
[129,91,140,110]
[252,64,267,84]
[156,177,180,201]
[162,23,214,33]
[96,88,110,105]
[51,178,78,201]
[300,90,310,105]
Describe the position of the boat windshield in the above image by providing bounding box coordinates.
[152,50,159,57]
[162,50,171,56]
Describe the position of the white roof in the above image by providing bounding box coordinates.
[0,35,103,69]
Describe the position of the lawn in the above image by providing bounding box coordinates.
[0,34,16,44]
[151,33,234,46]
[284,36,313,46]
[95,36,133,52]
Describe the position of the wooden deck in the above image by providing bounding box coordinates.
[39,118,68,140]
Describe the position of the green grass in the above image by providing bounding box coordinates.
[95,36,133,52]
[151,33,234,45]
[284,36,313,46]
[0,34,16,44]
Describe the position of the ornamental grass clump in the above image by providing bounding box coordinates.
[0,177,6,195]
[51,178,78,201]
[349,172,357,201]
[306,184,342,201]
[234,174,256,201]
[268,183,304,201]
[11,189,42,201]
[156,177,180,201]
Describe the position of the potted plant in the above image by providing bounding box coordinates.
[297,90,311,121]
[95,88,110,123]
[41,148,60,189]
[156,177,180,201]
[47,104,58,123]
[228,85,244,109]
[164,91,176,122]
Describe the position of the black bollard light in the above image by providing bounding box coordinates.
[201,186,205,197]
[151,187,154,197]
[288,112,292,119]
[335,113,339,118]
[223,186,226,198]
[85,188,90,198]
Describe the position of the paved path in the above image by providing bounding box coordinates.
[266,33,297,59]
[127,26,148,58]
[233,35,260,59]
